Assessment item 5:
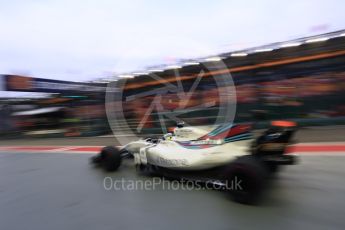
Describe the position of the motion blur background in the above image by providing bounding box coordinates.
[0,0,344,138]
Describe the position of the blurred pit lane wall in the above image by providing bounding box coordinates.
[0,76,110,139]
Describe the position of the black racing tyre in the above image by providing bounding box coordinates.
[90,155,103,165]
[266,163,279,174]
[100,146,122,172]
[224,155,268,204]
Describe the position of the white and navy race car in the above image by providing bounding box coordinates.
[91,121,297,204]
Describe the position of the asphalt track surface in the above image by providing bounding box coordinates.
[0,126,345,230]
[0,152,345,230]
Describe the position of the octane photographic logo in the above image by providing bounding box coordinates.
[105,38,237,145]
[103,177,243,192]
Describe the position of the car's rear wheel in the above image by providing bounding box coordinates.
[224,155,267,204]
[266,163,279,174]
[101,146,122,172]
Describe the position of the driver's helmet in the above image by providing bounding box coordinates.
[163,133,173,140]
[177,121,185,128]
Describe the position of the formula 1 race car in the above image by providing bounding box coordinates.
[91,121,297,204]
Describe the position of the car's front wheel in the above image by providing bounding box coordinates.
[100,146,122,172]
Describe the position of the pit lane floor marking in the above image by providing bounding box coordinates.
[0,143,345,155]
[286,144,345,154]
